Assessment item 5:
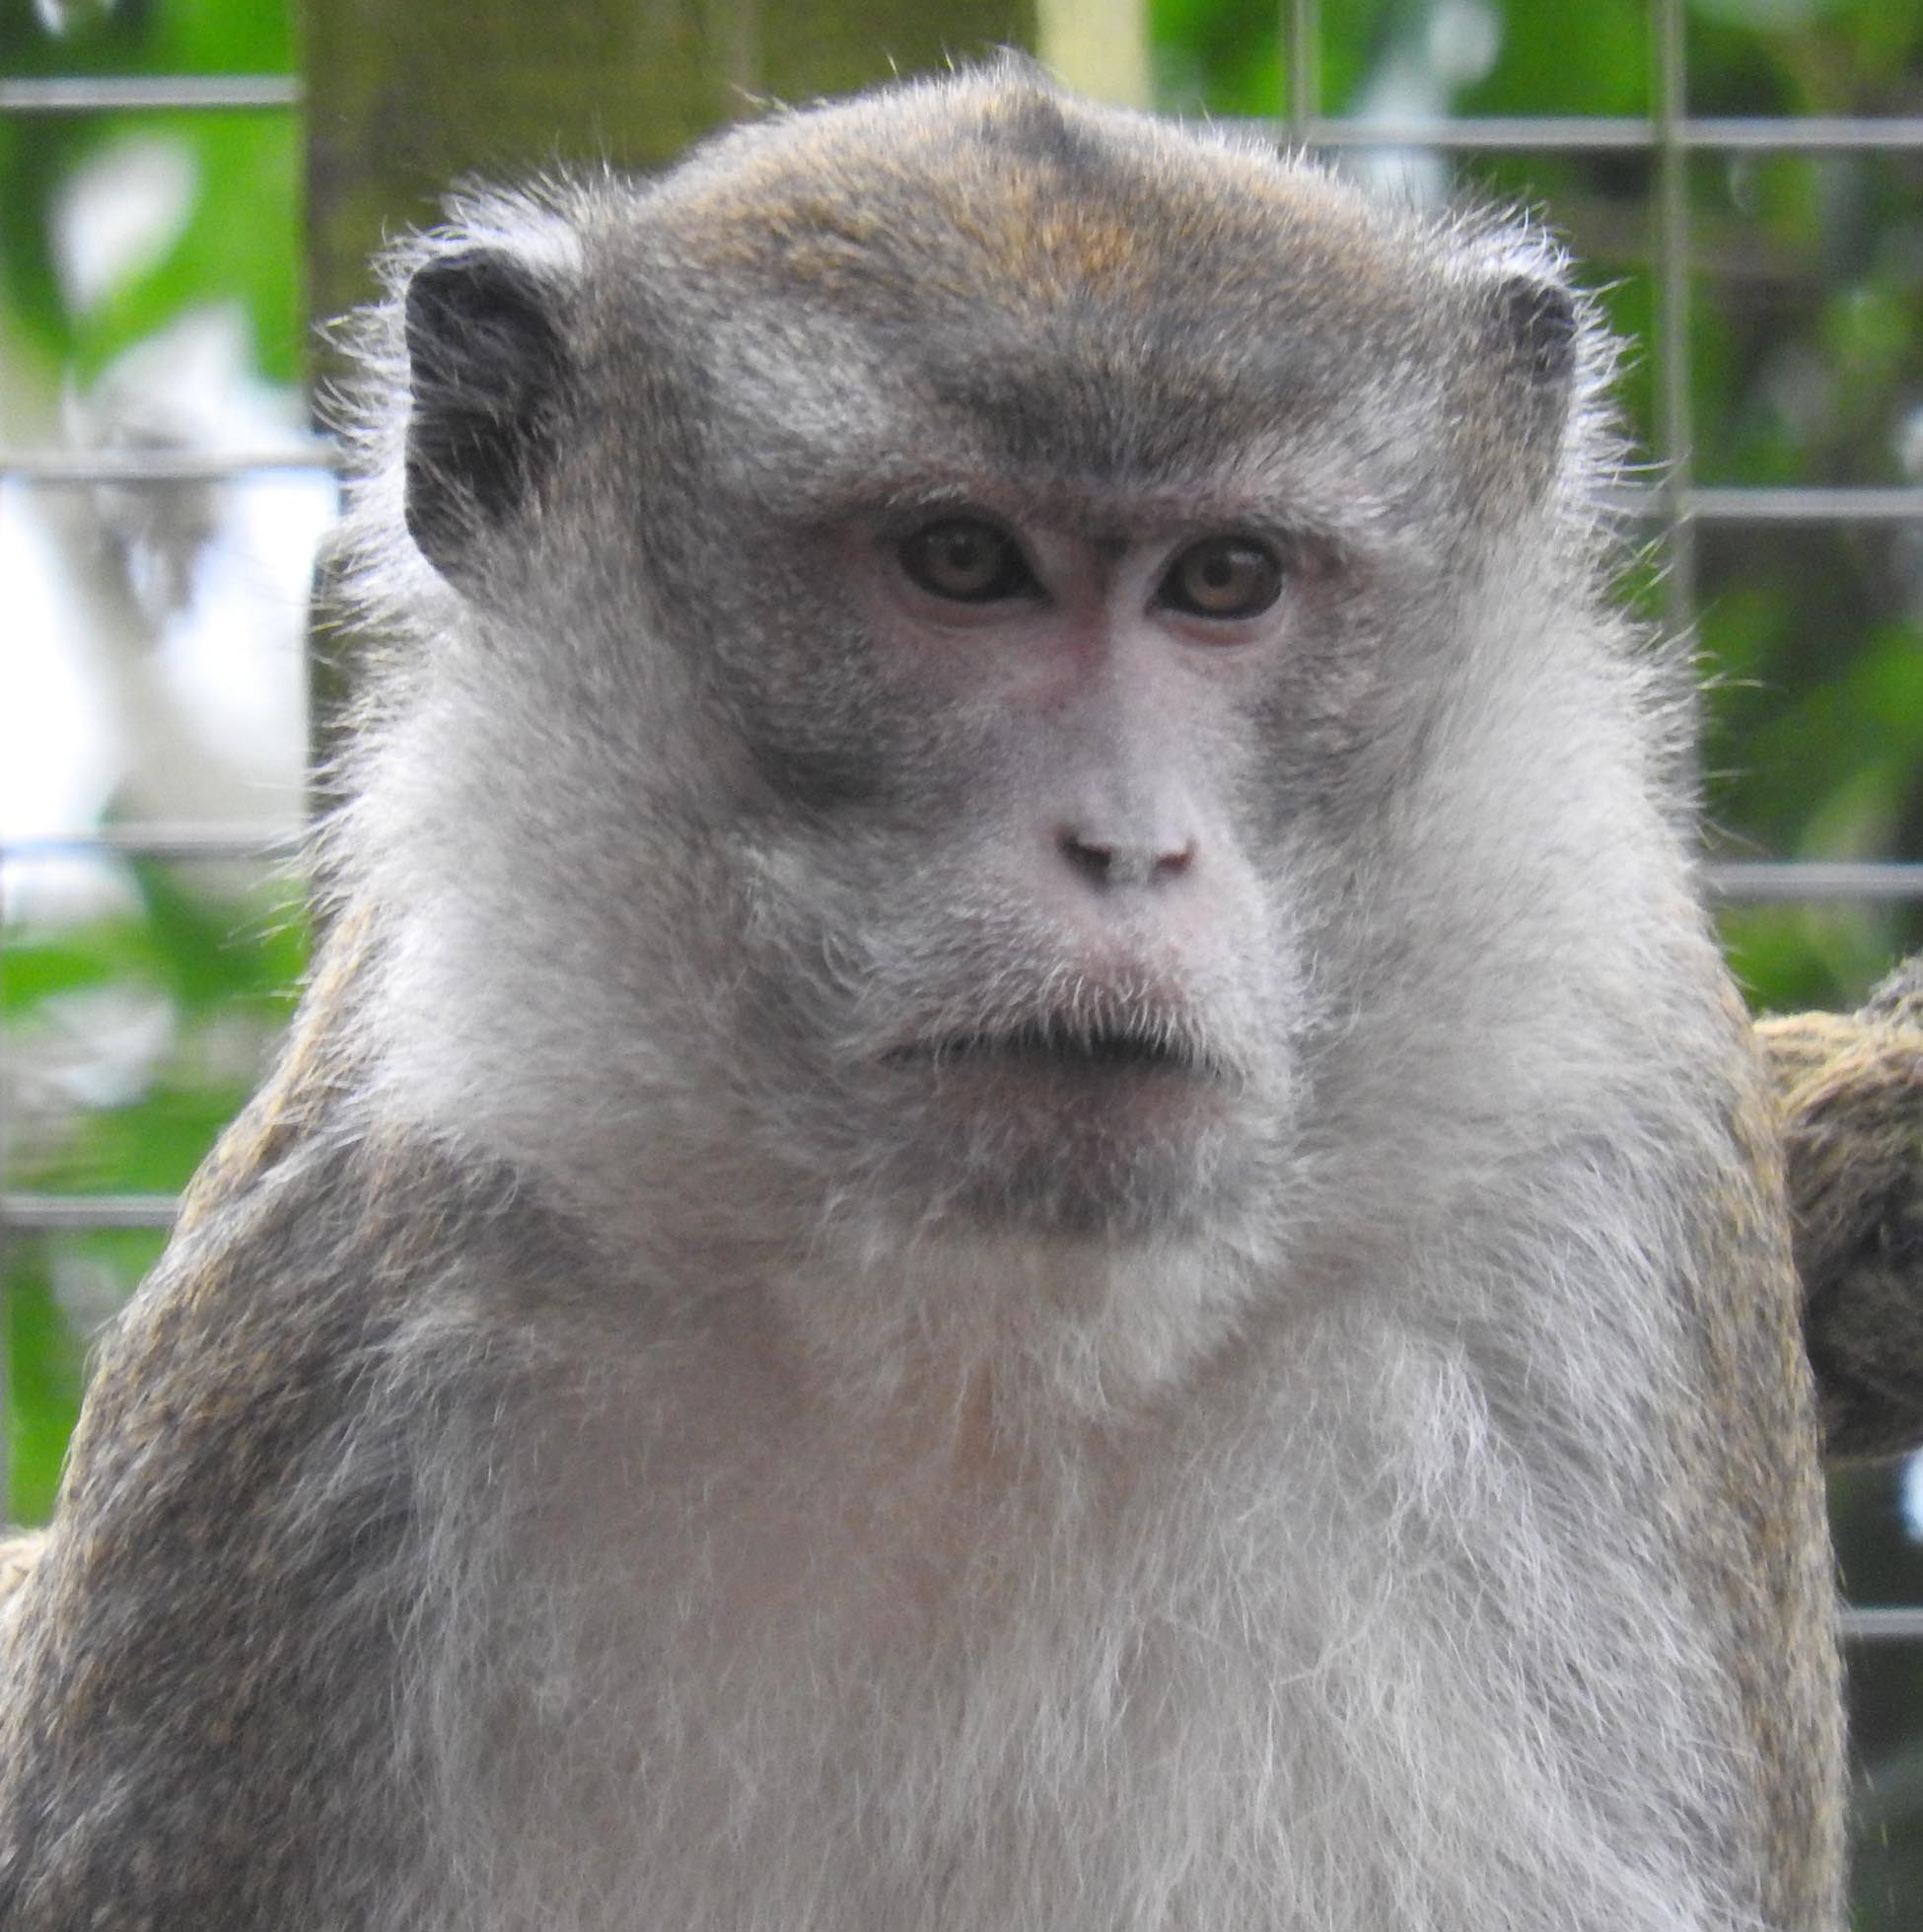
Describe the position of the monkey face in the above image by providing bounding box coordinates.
[698,493,1329,1249]
[363,67,1624,1288]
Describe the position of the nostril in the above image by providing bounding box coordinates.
[1056,827,1196,888]
[1059,829,1115,884]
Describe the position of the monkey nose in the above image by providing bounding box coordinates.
[1056,826,1198,891]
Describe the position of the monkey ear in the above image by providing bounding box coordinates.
[402,249,570,584]
[1489,274,1577,389]
[1476,272,1579,483]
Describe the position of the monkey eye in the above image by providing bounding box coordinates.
[1159,536,1284,620]
[897,518,1035,604]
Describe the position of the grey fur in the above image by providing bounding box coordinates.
[0,65,1843,1930]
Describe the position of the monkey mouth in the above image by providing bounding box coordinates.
[878,1009,1246,1235]
[890,1017,1218,1083]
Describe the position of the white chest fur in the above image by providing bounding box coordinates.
[406,1263,1749,1932]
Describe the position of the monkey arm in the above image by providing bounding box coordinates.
[1762,957,1923,1461]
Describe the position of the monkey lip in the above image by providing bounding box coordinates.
[884,1018,1238,1205]
[887,1019,1222,1086]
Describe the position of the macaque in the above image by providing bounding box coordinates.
[0,64,1848,1930]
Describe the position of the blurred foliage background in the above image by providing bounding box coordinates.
[2,0,313,1526]
[2,0,1921,1922]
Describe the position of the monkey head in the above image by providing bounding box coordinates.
[336,66,1650,1390]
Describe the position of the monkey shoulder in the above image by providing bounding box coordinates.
[0,1106,573,1926]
